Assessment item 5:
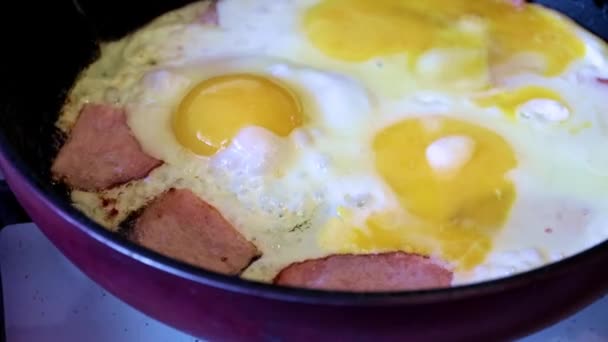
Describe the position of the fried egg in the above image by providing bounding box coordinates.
[59,0,608,286]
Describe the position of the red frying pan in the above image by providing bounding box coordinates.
[1,0,608,340]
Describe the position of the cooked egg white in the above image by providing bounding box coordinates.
[61,0,608,286]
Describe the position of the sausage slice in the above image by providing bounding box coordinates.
[510,0,525,9]
[130,188,260,275]
[198,0,219,26]
[274,252,453,291]
[52,104,161,191]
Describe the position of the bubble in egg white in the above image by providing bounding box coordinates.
[412,93,452,107]
[142,69,191,97]
[324,175,400,224]
[211,126,290,176]
[518,98,570,122]
[291,128,314,148]
[426,135,476,176]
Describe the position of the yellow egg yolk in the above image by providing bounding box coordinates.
[476,86,568,118]
[303,0,585,76]
[320,117,517,269]
[173,74,302,156]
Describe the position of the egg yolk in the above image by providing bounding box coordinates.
[476,86,568,118]
[303,0,585,76]
[320,117,517,269]
[173,74,302,156]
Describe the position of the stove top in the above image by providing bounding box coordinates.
[0,177,606,341]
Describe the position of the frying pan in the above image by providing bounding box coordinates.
[1,0,608,340]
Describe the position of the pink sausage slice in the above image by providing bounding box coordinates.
[130,189,260,275]
[52,104,161,191]
[274,252,453,291]
[198,0,219,26]
[510,0,525,9]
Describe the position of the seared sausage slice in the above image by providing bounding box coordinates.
[52,104,161,191]
[274,252,453,291]
[130,189,260,275]
[198,0,219,25]
[510,0,525,9]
